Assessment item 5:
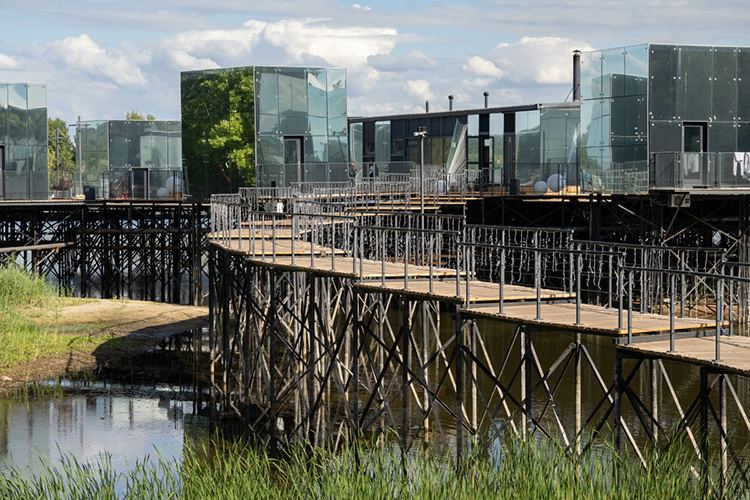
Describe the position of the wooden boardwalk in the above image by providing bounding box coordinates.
[619,335,750,377]
[211,234,718,338]
[465,301,719,336]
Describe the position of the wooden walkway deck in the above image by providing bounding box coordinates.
[211,235,720,338]
[465,302,719,336]
[619,335,750,377]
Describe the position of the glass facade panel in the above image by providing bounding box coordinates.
[349,123,363,176]
[713,47,737,122]
[580,50,601,101]
[182,67,254,197]
[307,69,327,118]
[649,45,679,120]
[601,48,625,98]
[468,114,479,136]
[678,46,713,120]
[0,82,48,199]
[327,69,347,133]
[375,121,390,163]
[738,49,750,121]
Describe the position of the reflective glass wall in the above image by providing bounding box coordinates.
[0,82,48,200]
[254,66,348,186]
[78,120,181,199]
[513,107,579,192]
[181,67,255,198]
[580,45,648,194]
[649,44,750,189]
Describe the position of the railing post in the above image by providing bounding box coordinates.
[669,272,675,353]
[575,250,582,325]
[714,276,723,363]
[628,269,633,345]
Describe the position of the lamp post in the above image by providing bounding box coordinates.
[413,126,427,214]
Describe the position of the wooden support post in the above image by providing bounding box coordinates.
[455,305,463,465]
[700,366,710,496]
[613,350,623,454]
[353,286,360,435]
[651,359,659,445]
[401,296,410,452]
[269,269,278,457]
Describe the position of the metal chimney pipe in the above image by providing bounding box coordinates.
[425,100,430,113]
[483,92,489,109]
[573,50,581,102]
[448,95,454,111]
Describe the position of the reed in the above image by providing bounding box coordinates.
[0,435,742,499]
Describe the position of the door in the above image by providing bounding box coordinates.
[682,123,707,188]
[283,137,303,184]
[131,168,149,199]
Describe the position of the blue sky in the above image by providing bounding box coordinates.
[0,0,748,124]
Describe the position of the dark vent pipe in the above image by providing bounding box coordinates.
[483,92,489,109]
[448,95,454,111]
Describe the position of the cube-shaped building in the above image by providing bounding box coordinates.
[0,82,47,200]
[181,66,347,198]
[580,44,750,193]
[77,119,182,200]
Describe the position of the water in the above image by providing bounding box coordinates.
[0,379,209,473]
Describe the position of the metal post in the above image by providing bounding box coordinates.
[628,269,633,345]
[576,252,582,325]
[669,273,675,353]
[575,332,581,454]
[720,374,728,495]
[715,277,723,362]
[401,297,410,452]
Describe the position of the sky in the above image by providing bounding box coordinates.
[1,0,750,125]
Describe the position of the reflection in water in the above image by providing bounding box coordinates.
[0,380,208,473]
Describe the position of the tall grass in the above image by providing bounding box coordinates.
[0,264,114,370]
[0,436,742,499]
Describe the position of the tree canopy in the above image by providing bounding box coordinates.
[126,110,156,121]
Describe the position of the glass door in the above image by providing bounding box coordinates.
[682,123,707,188]
[283,137,303,184]
[131,168,149,199]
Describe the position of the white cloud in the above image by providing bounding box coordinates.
[352,4,371,10]
[152,21,267,70]
[368,50,439,72]
[262,19,397,69]
[0,54,19,70]
[404,79,435,102]
[46,35,150,87]
[485,36,593,85]
[463,56,503,78]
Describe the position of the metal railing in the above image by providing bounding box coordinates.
[210,191,743,330]
[650,152,750,190]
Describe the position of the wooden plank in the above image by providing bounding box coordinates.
[619,336,750,377]
[0,241,77,254]
[464,301,718,336]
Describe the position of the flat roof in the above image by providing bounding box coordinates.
[348,101,578,123]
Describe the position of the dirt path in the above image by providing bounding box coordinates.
[0,299,209,395]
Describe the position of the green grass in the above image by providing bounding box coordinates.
[0,265,110,370]
[0,436,743,499]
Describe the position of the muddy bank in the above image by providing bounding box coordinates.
[0,299,209,395]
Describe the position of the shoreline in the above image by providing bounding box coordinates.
[0,299,209,395]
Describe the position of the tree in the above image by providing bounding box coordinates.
[47,118,76,189]
[126,110,156,120]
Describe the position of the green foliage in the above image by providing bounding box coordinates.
[126,110,156,121]
[181,68,256,199]
[0,435,740,499]
[0,265,109,369]
[48,118,76,188]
